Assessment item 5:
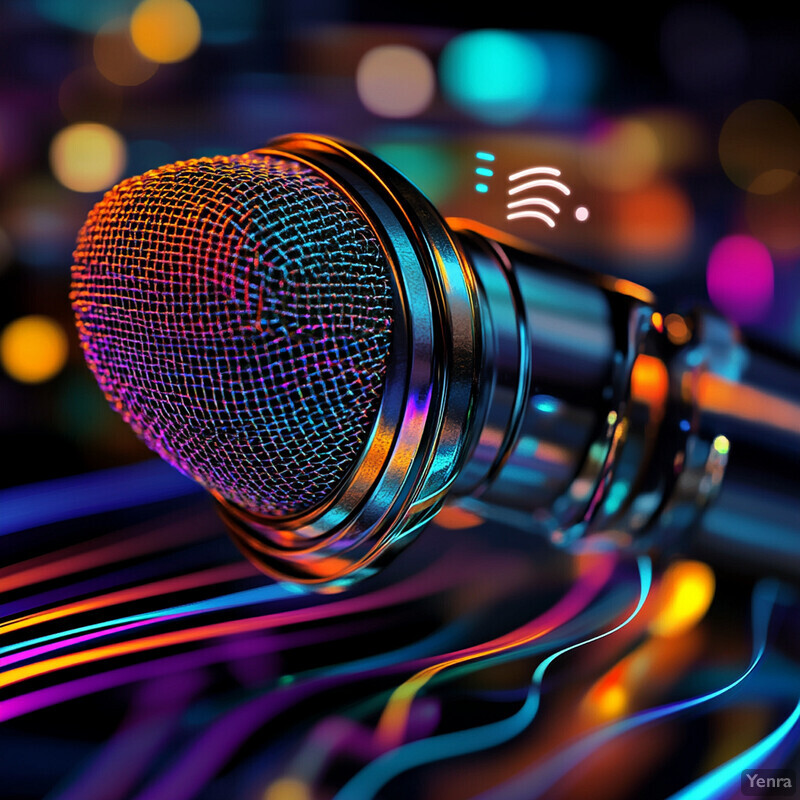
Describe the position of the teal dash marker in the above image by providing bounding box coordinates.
[474,152,495,193]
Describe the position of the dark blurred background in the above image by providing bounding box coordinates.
[2,6,800,800]
[1,0,799,488]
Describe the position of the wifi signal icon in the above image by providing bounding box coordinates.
[506,167,572,228]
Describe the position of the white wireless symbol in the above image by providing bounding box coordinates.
[507,167,587,228]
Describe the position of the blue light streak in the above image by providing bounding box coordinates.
[668,699,800,800]
[333,557,652,800]
[469,579,782,800]
[0,584,296,660]
[0,460,201,537]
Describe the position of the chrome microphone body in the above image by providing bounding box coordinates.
[451,223,800,579]
[72,133,800,588]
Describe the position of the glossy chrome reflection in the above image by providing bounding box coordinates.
[223,138,800,586]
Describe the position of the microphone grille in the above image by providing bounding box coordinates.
[72,152,394,517]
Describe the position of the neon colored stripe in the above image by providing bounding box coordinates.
[0,584,292,665]
[466,578,780,800]
[334,557,652,800]
[668,700,800,800]
[0,556,464,692]
[376,552,616,747]
[0,562,254,636]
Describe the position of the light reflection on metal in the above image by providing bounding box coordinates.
[71,136,800,586]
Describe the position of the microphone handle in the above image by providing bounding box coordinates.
[450,220,800,577]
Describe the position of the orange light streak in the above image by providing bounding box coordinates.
[0,556,471,693]
[0,562,254,636]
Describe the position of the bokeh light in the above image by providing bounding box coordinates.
[665,313,692,345]
[356,45,435,118]
[610,180,693,259]
[649,560,715,637]
[582,118,662,191]
[706,234,774,324]
[631,354,669,408]
[1,315,69,384]
[713,435,730,456]
[642,109,705,171]
[130,0,202,64]
[592,680,628,720]
[746,176,800,254]
[94,20,159,86]
[264,777,311,800]
[719,100,800,195]
[651,311,664,332]
[439,30,548,124]
[50,123,126,193]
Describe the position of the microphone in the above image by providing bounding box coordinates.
[71,133,800,588]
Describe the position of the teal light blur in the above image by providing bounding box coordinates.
[440,30,548,124]
[534,33,606,119]
[35,0,133,32]
[533,396,558,414]
[371,141,458,206]
[192,0,263,44]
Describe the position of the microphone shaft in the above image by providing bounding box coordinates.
[450,220,800,575]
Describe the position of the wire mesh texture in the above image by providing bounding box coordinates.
[72,152,394,518]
